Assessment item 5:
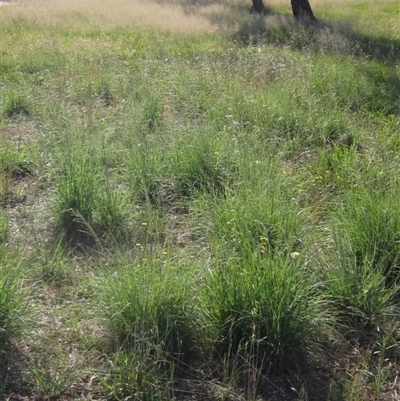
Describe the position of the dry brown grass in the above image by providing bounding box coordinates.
[3,0,396,36]
[2,0,221,34]
[1,0,301,36]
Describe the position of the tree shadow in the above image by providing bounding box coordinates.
[150,0,399,66]
[300,20,400,66]
[336,25,400,65]
[226,12,399,115]
[233,15,400,66]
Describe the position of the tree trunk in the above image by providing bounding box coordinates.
[252,0,265,13]
[291,0,316,20]
[251,0,316,21]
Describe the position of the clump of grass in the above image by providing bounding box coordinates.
[95,254,203,399]
[97,256,200,360]
[91,75,115,108]
[0,142,33,207]
[95,253,204,399]
[54,148,132,241]
[193,157,323,371]
[1,144,34,179]
[100,350,164,401]
[3,90,32,118]
[95,180,130,239]
[334,186,400,283]
[204,253,327,372]
[127,137,167,206]
[173,135,233,198]
[54,147,98,237]
[323,239,399,330]
[31,240,74,286]
[198,161,303,261]
[142,94,162,132]
[300,145,361,209]
[0,174,11,208]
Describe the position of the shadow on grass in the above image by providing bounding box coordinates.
[234,16,400,65]
[345,28,400,65]
[0,345,32,399]
[169,345,345,401]
[163,0,399,66]
[177,1,400,116]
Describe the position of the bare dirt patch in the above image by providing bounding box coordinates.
[0,123,38,144]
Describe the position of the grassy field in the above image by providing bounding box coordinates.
[1,0,400,400]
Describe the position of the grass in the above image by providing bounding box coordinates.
[1,0,400,399]
[54,144,99,237]
[0,251,33,350]
[205,253,328,370]
[97,256,200,357]
[2,90,32,118]
[323,239,399,330]
[335,186,400,282]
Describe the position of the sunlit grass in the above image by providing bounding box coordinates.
[2,0,217,33]
[1,0,400,399]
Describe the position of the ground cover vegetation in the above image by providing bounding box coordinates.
[1,0,400,399]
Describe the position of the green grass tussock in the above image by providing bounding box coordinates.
[335,186,400,282]
[198,176,302,260]
[54,145,99,237]
[97,255,201,360]
[204,253,328,371]
[323,242,399,330]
